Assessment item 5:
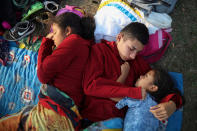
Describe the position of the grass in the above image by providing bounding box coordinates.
[154,0,197,130]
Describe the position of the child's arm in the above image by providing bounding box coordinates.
[110,62,147,102]
[116,62,130,84]
[110,62,130,102]
[111,62,147,102]
[150,101,176,121]
[150,93,183,121]
[46,32,56,50]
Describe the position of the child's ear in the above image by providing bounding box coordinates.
[150,85,158,92]
[116,33,123,43]
[65,26,72,36]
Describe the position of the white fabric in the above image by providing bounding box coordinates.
[94,1,159,42]
[145,12,172,29]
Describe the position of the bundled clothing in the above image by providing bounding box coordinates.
[81,40,182,122]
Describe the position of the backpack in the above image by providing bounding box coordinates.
[139,29,172,64]
[128,0,178,14]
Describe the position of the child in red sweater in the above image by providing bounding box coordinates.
[0,12,95,130]
[37,12,95,109]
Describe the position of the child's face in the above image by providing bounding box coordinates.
[116,34,144,61]
[51,23,66,47]
[135,70,156,92]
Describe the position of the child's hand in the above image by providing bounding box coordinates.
[149,101,176,121]
[121,62,130,76]
[46,32,54,39]
[116,62,130,84]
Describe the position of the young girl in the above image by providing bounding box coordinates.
[0,12,95,131]
[115,62,184,131]
[37,11,95,110]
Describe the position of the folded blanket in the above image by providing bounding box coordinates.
[0,84,82,131]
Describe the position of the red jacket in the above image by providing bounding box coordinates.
[81,40,182,122]
[37,34,91,108]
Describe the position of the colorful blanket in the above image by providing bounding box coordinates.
[0,84,82,131]
[0,38,41,117]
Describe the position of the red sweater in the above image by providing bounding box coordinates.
[37,34,91,108]
[81,40,182,122]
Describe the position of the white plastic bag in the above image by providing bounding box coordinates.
[145,12,172,29]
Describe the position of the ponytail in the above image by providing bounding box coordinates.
[149,69,185,105]
[53,12,95,40]
[80,15,96,40]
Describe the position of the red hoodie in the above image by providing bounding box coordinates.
[81,40,182,122]
[37,34,91,108]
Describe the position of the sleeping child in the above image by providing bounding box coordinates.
[113,62,184,131]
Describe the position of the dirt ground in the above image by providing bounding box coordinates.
[64,0,197,130]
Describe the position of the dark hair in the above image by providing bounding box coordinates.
[120,22,149,45]
[53,12,95,40]
[148,69,185,105]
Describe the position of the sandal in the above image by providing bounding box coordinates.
[44,1,59,14]
[22,1,44,21]
[3,21,36,41]
[35,12,54,25]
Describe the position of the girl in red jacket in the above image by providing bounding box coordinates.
[0,12,95,131]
